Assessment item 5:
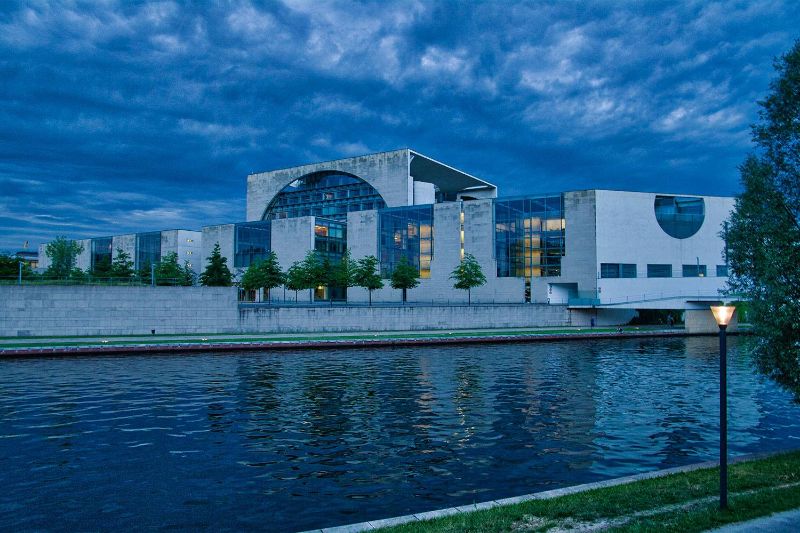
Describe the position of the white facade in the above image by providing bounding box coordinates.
[540,190,734,310]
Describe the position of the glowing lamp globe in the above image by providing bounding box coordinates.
[710,305,735,326]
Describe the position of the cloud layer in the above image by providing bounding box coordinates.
[1,0,797,250]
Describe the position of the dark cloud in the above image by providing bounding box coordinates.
[0,0,797,250]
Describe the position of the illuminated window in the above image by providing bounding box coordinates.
[495,195,565,277]
[378,205,434,278]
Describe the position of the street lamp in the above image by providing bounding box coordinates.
[711,304,735,509]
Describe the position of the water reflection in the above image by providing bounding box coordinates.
[1,336,798,532]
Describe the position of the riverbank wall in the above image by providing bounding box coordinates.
[0,286,573,337]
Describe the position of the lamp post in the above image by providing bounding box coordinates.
[710,304,735,509]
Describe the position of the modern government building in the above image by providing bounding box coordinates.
[38,148,735,324]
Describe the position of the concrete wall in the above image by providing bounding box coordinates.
[546,190,598,303]
[162,230,202,274]
[685,308,739,334]
[201,224,235,278]
[0,286,571,337]
[593,190,734,305]
[246,149,412,221]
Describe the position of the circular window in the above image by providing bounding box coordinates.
[654,195,705,239]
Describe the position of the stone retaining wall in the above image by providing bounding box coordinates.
[0,286,571,337]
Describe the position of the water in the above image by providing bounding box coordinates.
[1,336,799,531]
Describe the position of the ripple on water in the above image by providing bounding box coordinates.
[0,338,798,532]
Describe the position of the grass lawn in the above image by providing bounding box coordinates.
[379,450,800,532]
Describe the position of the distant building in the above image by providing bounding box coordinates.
[15,250,38,269]
[37,230,202,274]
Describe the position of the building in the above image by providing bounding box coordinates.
[14,250,38,269]
[38,229,202,274]
[35,148,734,325]
[202,149,734,323]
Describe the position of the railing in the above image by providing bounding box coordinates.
[568,291,747,307]
[0,276,190,286]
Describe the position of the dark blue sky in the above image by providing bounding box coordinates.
[1,1,798,250]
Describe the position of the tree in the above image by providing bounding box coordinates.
[285,261,305,302]
[298,250,325,302]
[0,254,35,281]
[92,255,112,278]
[155,252,184,286]
[199,243,233,287]
[353,255,384,305]
[390,256,420,303]
[752,40,800,225]
[110,248,135,281]
[137,260,153,285]
[329,249,355,303]
[450,253,487,305]
[44,236,84,279]
[180,261,196,286]
[240,252,284,301]
[727,40,800,398]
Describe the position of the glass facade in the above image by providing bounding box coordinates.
[314,218,347,264]
[647,264,673,278]
[264,172,386,222]
[716,265,729,277]
[234,221,271,268]
[378,205,434,278]
[136,232,161,270]
[314,218,347,300]
[495,195,565,278]
[654,195,705,239]
[600,263,637,278]
[91,237,112,271]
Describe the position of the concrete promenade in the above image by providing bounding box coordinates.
[0,326,702,357]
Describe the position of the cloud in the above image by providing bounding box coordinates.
[0,0,797,249]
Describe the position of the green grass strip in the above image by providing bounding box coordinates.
[379,450,800,532]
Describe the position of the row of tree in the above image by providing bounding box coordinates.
[10,238,488,303]
[234,246,488,304]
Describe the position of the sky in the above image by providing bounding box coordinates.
[1,0,798,251]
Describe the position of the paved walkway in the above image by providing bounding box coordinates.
[0,326,673,346]
[708,508,800,532]
[0,327,690,356]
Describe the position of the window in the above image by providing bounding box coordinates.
[601,263,636,278]
[495,195,565,278]
[234,221,271,268]
[654,195,705,239]
[647,264,672,278]
[379,205,434,278]
[716,265,729,277]
[91,237,112,272]
[136,232,161,270]
[263,172,385,222]
[683,264,707,277]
